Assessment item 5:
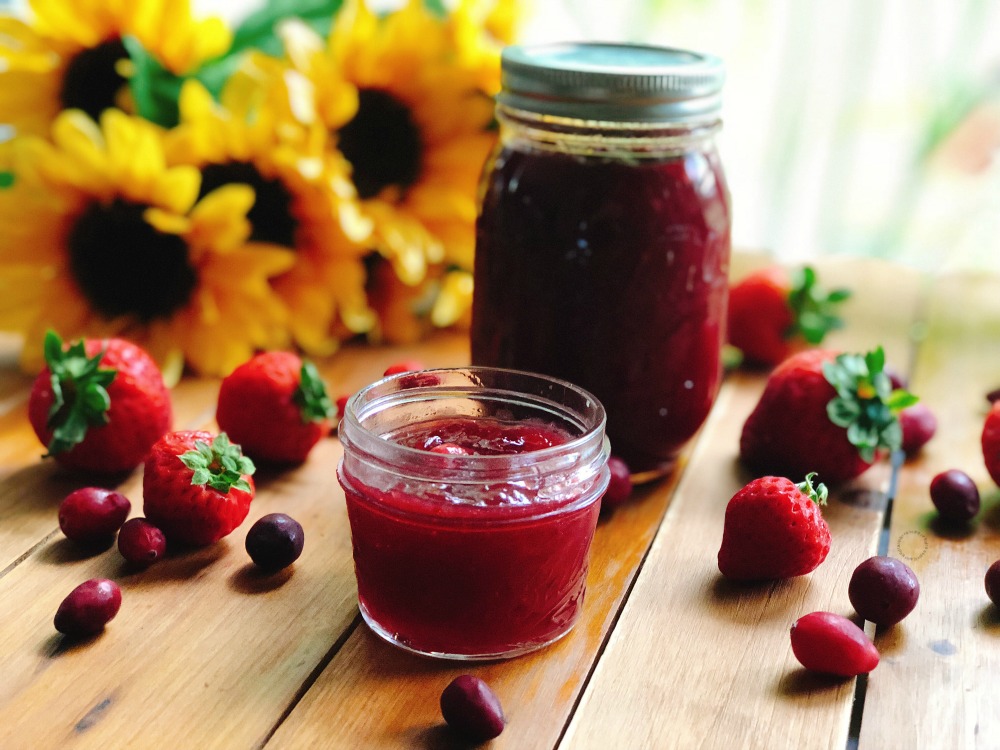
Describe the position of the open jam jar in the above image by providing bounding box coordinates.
[471,43,731,480]
[337,367,610,660]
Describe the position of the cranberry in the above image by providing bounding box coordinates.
[601,456,632,510]
[987,387,1000,405]
[118,518,167,566]
[848,556,920,627]
[429,443,472,455]
[383,360,425,376]
[986,560,1000,606]
[789,611,879,676]
[54,579,122,637]
[899,403,937,456]
[929,469,980,523]
[885,367,908,390]
[245,513,305,571]
[440,675,505,742]
[58,487,131,544]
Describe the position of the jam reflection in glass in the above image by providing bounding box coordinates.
[337,368,610,660]
[472,142,731,478]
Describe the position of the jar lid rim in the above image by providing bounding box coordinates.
[499,42,725,122]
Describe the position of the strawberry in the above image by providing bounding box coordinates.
[216,352,334,464]
[728,266,851,367]
[739,347,917,485]
[143,431,256,546]
[28,331,172,474]
[718,473,831,580]
[981,401,1000,486]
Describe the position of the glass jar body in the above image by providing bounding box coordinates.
[471,108,731,479]
[337,367,610,660]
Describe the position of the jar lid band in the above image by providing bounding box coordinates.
[499,42,724,122]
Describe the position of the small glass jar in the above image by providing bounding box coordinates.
[338,367,610,660]
[471,43,731,481]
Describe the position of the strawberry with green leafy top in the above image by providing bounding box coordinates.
[28,331,172,474]
[718,473,831,581]
[143,431,256,546]
[728,266,851,367]
[740,347,917,485]
[216,351,335,464]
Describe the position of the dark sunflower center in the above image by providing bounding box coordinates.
[199,162,297,248]
[60,38,130,121]
[68,198,197,322]
[338,89,423,200]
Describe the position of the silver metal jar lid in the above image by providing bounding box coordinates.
[498,42,724,123]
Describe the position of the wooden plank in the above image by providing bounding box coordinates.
[559,258,924,749]
[858,271,1000,747]
[0,336,467,750]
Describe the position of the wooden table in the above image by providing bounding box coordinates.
[1,255,998,749]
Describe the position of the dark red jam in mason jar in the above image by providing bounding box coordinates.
[471,43,731,480]
[338,368,609,660]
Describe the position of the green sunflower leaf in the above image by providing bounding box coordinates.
[123,36,185,128]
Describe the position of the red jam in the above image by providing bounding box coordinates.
[339,415,603,658]
[472,146,731,476]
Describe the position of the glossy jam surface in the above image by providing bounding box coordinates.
[339,415,602,658]
[472,145,731,475]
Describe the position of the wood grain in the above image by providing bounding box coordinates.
[558,258,925,749]
[858,271,1000,748]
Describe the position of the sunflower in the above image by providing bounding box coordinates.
[163,77,375,356]
[264,1,501,341]
[0,0,230,139]
[0,109,293,379]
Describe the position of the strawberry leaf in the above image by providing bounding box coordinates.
[823,346,917,461]
[293,360,335,423]
[41,330,117,456]
[796,472,829,505]
[178,432,255,494]
[786,266,852,345]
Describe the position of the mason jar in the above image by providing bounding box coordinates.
[471,42,731,481]
[338,367,610,660]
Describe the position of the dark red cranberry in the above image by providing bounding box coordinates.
[440,675,505,742]
[899,403,937,456]
[986,561,1000,606]
[118,518,167,566]
[58,487,131,544]
[885,367,908,390]
[54,579,122,637]
[601,456,632,511]
[930,469,980,523]
[848,556,920,627]
[245,513,304,571]
[987,387,1000,405]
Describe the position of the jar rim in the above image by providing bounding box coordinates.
[339,366,609,485]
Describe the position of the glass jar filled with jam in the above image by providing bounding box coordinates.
[471,42,731,480]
